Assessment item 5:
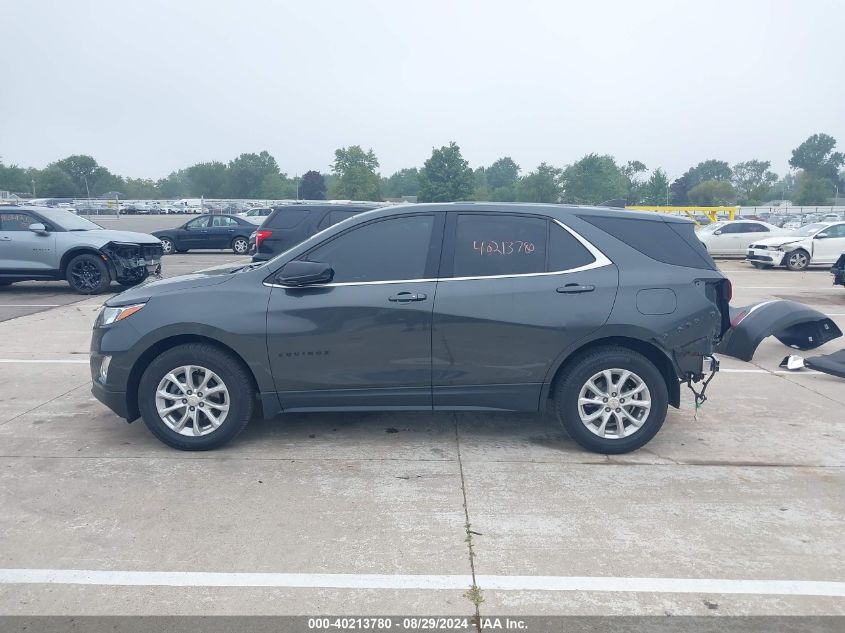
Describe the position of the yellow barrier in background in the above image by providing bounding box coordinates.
[625,206,738,225]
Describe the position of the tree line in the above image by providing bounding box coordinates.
[2,133,842,206]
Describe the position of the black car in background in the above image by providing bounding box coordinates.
[833,252,845,287]
[91,203,731,454]
[152,214,255,255]
[251,203,380,261]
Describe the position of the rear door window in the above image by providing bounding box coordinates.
[318,210,360,231]
[452,214,547,277]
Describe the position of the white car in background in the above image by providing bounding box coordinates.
[746,221,845,270]
[238,206,273,224]
[697,220,787,256]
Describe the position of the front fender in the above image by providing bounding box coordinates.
[716,300,842,361]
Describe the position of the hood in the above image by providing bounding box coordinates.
[105,268,239,305]
[748,235,804,248]
[89,229,162,245]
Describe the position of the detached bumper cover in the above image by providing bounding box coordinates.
[101,242,163,284]
[716,300,843,361]
[805,349,845,379]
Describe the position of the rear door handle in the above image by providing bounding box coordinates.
[388,292,427,303]
[557,284,595,294]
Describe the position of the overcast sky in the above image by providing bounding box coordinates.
[2,0,844,180]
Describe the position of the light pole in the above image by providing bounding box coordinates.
[31,178,35,197]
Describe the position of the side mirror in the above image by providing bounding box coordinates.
[276,261,334,287]
[28,223,48,235]
[815,232,829,239]
[713,230,722,235]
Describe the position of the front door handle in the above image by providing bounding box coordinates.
[557,283,595,294]
[388,292,428,303]
[0,236,11,241]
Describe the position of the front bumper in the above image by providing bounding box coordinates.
[91,380,132,420]
[746,248,786,265]
[101,242,164,284]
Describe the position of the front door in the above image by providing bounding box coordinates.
[266,213,443,410]
[432,212,618,411]
[0,211,58,273]
[812,223,845,263]
[181,216,211,248]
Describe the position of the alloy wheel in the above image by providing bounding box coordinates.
[788,251,808,270]
[577,368,651,439]
[70,259,103,292]
[233,238,248,254]
[155,365,230,436]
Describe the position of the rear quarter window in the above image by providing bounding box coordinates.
[267,209,310,229]
[578,215,716,270]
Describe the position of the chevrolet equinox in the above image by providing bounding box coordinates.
[91,203,730,454]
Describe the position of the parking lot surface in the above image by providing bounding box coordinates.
[0,221,843,617]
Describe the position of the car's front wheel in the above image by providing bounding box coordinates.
[232,237,249,255]
[553,346,668,454]
[160,237,175,255]
[785,249,810,271]
[66,253,111,294]
[138,343,254,450]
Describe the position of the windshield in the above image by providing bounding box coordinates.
[697,222,725,234]
[37,208,104,231]
[788,223,827,237]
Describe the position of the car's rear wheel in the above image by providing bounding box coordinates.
[553,346,668,454]
[786,249,810,271]
[66,253,111,294]
[138,343,254,450]
[160,238,174,255]
[232,237,249,255]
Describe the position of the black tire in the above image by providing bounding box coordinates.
[553,346,668,454]
[232,236,249,255]
[160,237,175,255]
[785,249,810,271]
[66,253,111,294]
[176,248,189,253]
[138,343,254,450]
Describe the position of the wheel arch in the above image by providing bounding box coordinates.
[125,334,262,421]
[60,247,107,275]
[543,335,681,408]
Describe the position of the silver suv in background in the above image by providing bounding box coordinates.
[0,206,163,294]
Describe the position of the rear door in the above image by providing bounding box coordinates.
[210,215,239,248]
[431,212,618,411]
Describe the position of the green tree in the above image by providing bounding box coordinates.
[485,157,520,200]
[157,171,190,198]
[122,178,159,199]
[560,154,627,204]
[637,168,670,205]
[471,167,489,200]
[227,151,280,198]
[516,162,563,203]
[185,161,228,198]
[732,160,778,203]
[383,168,420,199]
[331,145,382,200]
[260,173,297,199]
[789,133,844,181]
[0,162,35,195]
[52,155,110,196]
[35,165,77,197]
[621,160,648,204]
[687,179,737,206]
[792,172,836,205]
[418,142,474,202]
[670,159,732,204]
[299,170,327,200]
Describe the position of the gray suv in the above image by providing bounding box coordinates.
[90,203,730,454]
[0,206,163,294]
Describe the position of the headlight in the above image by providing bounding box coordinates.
[101,303,145,325]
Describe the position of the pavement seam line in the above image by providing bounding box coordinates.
[453,415,483,627]
[0,382,90,428]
